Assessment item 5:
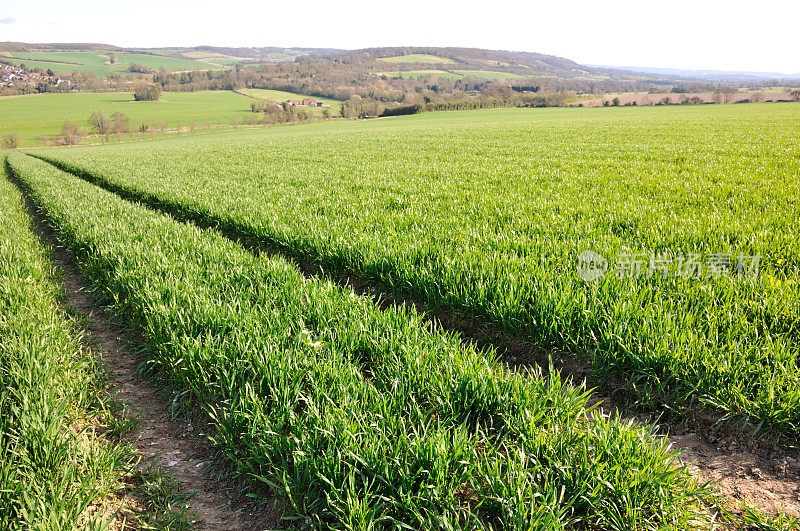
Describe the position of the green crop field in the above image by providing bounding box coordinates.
[29,103,800,439]
[2,51,112,75]
[378,53,456,64]
[238,88,342,114]
[2,50,224,76]
[5,102,800,528]
[5,151,713,529]
[0,90,255,145]
[113,51,222,71]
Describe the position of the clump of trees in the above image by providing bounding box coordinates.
[714,86,739,103]
[342,95,385,119]
[88,111,111,137]
[251,100,278,113]
[60,120,86,145]
[511,84,541,93]
[251,100,312,123]
[381,104,425,117]
[671,82,716,94]
[792,89,800,102]
[89,111,131,140]
[377,91,573,118]
[1,134,20,149]
[133,84,160,101]
[127,63,152,74]
[517,91,575,108]
[110,112,130,134]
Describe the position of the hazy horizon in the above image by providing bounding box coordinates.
[1,0,798,74]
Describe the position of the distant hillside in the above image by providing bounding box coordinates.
[0,42,121,52]
[3,42,797,98]
[0,42,338,63]
[593,65,800,82]
[133,46,340,62]
[328,46,592,76]
[378,53,456,64]
[192,46,339,60]
[4,42,796,85]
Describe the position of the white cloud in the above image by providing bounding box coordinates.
[0,16,17,24]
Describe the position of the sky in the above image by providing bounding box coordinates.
[1,0,798,74]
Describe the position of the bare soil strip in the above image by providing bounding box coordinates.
[11,175,282,530]
[31,156,800,519]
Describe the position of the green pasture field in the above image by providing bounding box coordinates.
[264,49,317,61]
[2,51,111,75]
[113,51,222,71]
[378,53,456,64]
[31,103,800,438]
[1,54,105,76]
[2,50,223,76]
[0,90,255,145]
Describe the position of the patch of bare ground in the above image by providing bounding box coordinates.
[12,181,282,530]
[671,423,800,519]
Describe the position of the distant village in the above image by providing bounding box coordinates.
[0,63,71,89]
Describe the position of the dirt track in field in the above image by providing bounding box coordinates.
[59,256,281,530]
[10,170,282,530]
[339,277,800,519]
[27,155,800,521]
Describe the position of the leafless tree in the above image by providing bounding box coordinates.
[89,111,112,140]
[61,120,85,145]
[714,86,738,104]
[110,112,130,137]
[1,134,20,149]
